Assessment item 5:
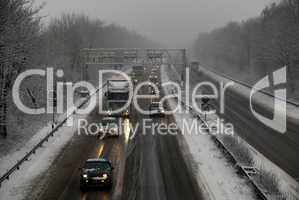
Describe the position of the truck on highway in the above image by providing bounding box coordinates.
[105,80,130,118]
[132,65,145,74]
[131,65,144,84]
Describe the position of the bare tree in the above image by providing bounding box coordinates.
[0,0,41,137]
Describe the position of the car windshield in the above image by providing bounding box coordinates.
[84,161,111,170]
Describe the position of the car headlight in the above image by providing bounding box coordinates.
[83,174,88,179]
[112,128,118,133]
[102,173,108,179]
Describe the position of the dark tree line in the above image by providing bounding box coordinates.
[194,0,299,99]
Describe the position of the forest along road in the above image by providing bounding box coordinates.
[190,67,299,179]
[23,65,203,200]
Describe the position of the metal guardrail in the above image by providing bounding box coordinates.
[166,64,275,199]
[199,66,299,107]
[177,98,269,200]
[0,83,107,187]
[167,64,285,199]
[167,62,298,107]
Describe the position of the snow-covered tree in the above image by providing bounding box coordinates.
[0,0,40,137]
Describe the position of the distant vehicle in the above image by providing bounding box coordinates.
[99,117,119,137]
[133,78,138,84]
[170,87,178,99]
[105,80,130,118]
[151,88,159,95]
[79,88,90,97]
[131,73,138,84]
[150,74,158,79]
[133,65,144,76]
[149,75,158,84]
[149,86,160,95]
[80,158,114,191]
[190,61,200,68]
[149,102,165,117]
[114,64,123,70]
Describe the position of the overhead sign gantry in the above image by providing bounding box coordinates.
[81,48,186,65]
[80,48,187,80]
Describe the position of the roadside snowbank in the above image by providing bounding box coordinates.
[161,68,256,200]
[162,66,299,199]
[0,114,83,200]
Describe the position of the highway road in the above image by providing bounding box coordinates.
[190,67,299,180]
[122,66,202,200]
[23,108,127,200]
[22,65,203,200]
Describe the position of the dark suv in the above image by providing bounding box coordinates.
[80,158,114,191]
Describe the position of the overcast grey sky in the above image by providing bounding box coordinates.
[34,0,272,47]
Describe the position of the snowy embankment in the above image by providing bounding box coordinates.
[161,67,256,200]
[198,66,299,199]
[0,114,84,200]
[0,66,132,200]
[162,66,299,199]
[0,95,86,179]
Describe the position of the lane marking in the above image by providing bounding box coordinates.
[98,143,105,157]
[123,119,131,144]
[102,193,109,200]
[81,193,87,200]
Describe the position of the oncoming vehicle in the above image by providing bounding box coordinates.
[80,158,114,191]
[149,102,165,117]
[99,117,120,137]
